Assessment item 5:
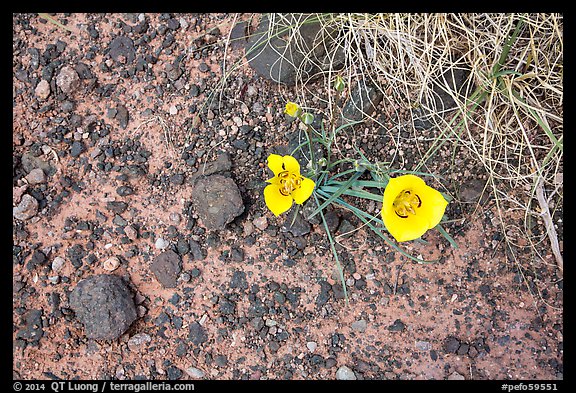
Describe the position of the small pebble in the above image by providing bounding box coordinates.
[306,342,317,353]
[351,319,367,333]
[13,194,39,221]
[155,238,169,250]
[48,276,60,285]
[336,366,357,380]
[103,256,121,271]
[253,216,268,231]
[169,105,178,115]
[169,212,181,224]
[185,367,204,379]
[35,80,51,100]
[51,256,65,272]
[124,225,138,240]
[127,333,152,351]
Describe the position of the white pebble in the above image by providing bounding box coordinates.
[306,342,317,352]
[51,256,65,272]
[155,238,169,250]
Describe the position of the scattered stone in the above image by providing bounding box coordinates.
[214,355,228,367]
[107,201,129,214]
[185,367,205,379]
[116,104,129,130]
[170,174,185,185]
[188,240,205,261]
[109,35,136,64]
[306,341,317,352]
[150,250,182,288]
[69,274,138,340]
[336,365,357,380]
[155,237,170,250]
[112,214,128,227]
[188,321,208,346]
[70,140,86,157]
[48,276,60,285]
[127,333,152,351]
[444,336,461,353]
[13,194,39,221]
[35,79,51,100]
[460,179,488,203]
[103,256,121,271]
[167,366,183,380]
[51,256,65,272]
[193,152,232,180]
[25,168,46,185]
[415,341,432,351]
[447,371,465,380]
[13,185,28,205]
[20,152,55,176]
[388,319,406,332]
[351,319,367,333]
[169,105,178,115]
[26,250,46,271]
[191,174,244,230]
[124,225,138,240]
[457,343,470,356]
[16,309,44,342]
[230,21,247,50]
[56,66,81,95]
[230,270,248,290]
[253,216,268,231]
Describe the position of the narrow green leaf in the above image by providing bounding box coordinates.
[320,185,383,202]
[38,13,74,33]
[308,171,363,219]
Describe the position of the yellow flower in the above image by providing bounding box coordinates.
[381,174,448,242]
[284,101,302,118]
[264,154,315,216]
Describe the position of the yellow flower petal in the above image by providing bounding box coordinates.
[281,155,300,175]
[264,184,293,216]
[383,212,430,242]
[284,102,301,117]
[381,174,448,242]
[292,177,315,204]
[267,154,301,177]
[267,154,284,177]
[417,185,449,229]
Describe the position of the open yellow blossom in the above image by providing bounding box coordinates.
[284,101,302,118]
[381,174,448,242]
[264,154,315,216]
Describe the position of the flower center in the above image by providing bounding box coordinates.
[278,171,302,196]
[392,189,422,218]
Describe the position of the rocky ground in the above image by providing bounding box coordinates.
[13,13,563,381]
